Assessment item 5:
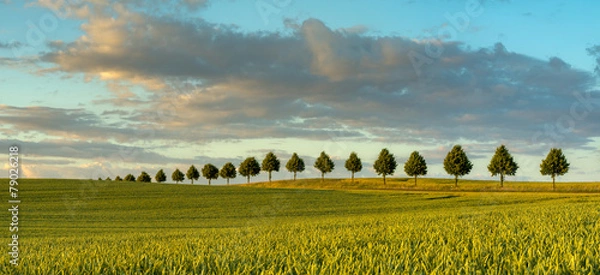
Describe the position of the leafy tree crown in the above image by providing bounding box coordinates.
[262,152,281,172]
[286,153,305,173]
[443,145,473,177]
[202,164,220,180]
[345,152,363,173]
[404,151,427,177]
[540,148,570,177]
[314,151,335,174]
[487,145,519,176]
[373,148,397,176]
[220,162,237,179]
[239,157,261,177]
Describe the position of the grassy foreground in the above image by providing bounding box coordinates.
[2,178,600,274]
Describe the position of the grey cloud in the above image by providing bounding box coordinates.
[34,12,600,157]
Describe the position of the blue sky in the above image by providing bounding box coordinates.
[1,0,599,183]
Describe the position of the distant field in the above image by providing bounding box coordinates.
[247,177,600,193]
[2,178,600,274]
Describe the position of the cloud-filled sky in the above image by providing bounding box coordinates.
[1,0,599,183]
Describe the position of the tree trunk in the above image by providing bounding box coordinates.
[269,172,272,182]
[351,172,355,183]
[247,175,250,183]
[208,179,211,185]
[321,172,324,182]
[383,174,386,185]
[293,172,296,181]
[414,175,417,186]
[191,179,194,185]
[454,175,458,187]
[500,173,504,187]
[552,175,556,191]
[227,178,230,185]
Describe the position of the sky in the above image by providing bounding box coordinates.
[1,0,599,184]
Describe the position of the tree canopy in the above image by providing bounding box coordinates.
[344,152,362,182]
[404,151,427,186]
[124,174,136,182]
[239,157,261,183]
[186,165,200,184]
[285,153,305,181]
[202,164,219,185]
[219,162,237,185]
[540,148,570,190]
[155,169,167,183]
[487,145,519,187]
[443,145,473,187]
[373,148,397,185]
[314,151,335,181]
[137,171,151,183]
[172,168,185,183]
[261,152,281,182]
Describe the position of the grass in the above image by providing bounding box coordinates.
[2,178,600,274]
[247,177,600,193]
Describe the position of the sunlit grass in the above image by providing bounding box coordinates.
[2,178,599,274]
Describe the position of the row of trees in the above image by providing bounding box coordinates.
[101,146,570,190]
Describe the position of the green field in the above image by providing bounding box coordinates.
[3,178,600,274]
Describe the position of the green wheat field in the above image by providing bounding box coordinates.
[3,178,600,274]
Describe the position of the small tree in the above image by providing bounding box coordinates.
[261,152,281,182]
[202,164,219,185]
[540,148,570,190]
[285,153,305,181]
[220,162,237,185]
[105,177,112,181]
[124,174,136,182]
[373,148,397,185]
[155,169,167,183]
[487,145,519,187]
[97,177,103,181]
[239,157,261,183]
[114,176,122,181]
[314,151,335,181]
[172,168,185,183]
[137,171,151,182]
[186,165,200,184]
[344,152,362,183]
[444,145,473,187]
[404,151,427,186]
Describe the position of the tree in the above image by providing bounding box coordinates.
[444,145,473,187]
[373,148,397,185]
[220,162,237,185]
[202,164,219,185]
[105,177,112,181]
[97,177,103,181]
[172,168,185,183]
[314,151,335,181]
[540,148,570,190]
[114,176,122,181]
[404,151,427,186]
[344,152,362,183]
[487,145,519,187]
[124,174,136,182]
[155,169,167,183]
[261,152,281,182]
[239,157,261,183]
[285,153,305,181]
[186,165,200,184]
[137,171,151,182]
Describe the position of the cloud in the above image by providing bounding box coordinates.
[21,6,600,165]
[0,40,22,49]
[588,45,600,76]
